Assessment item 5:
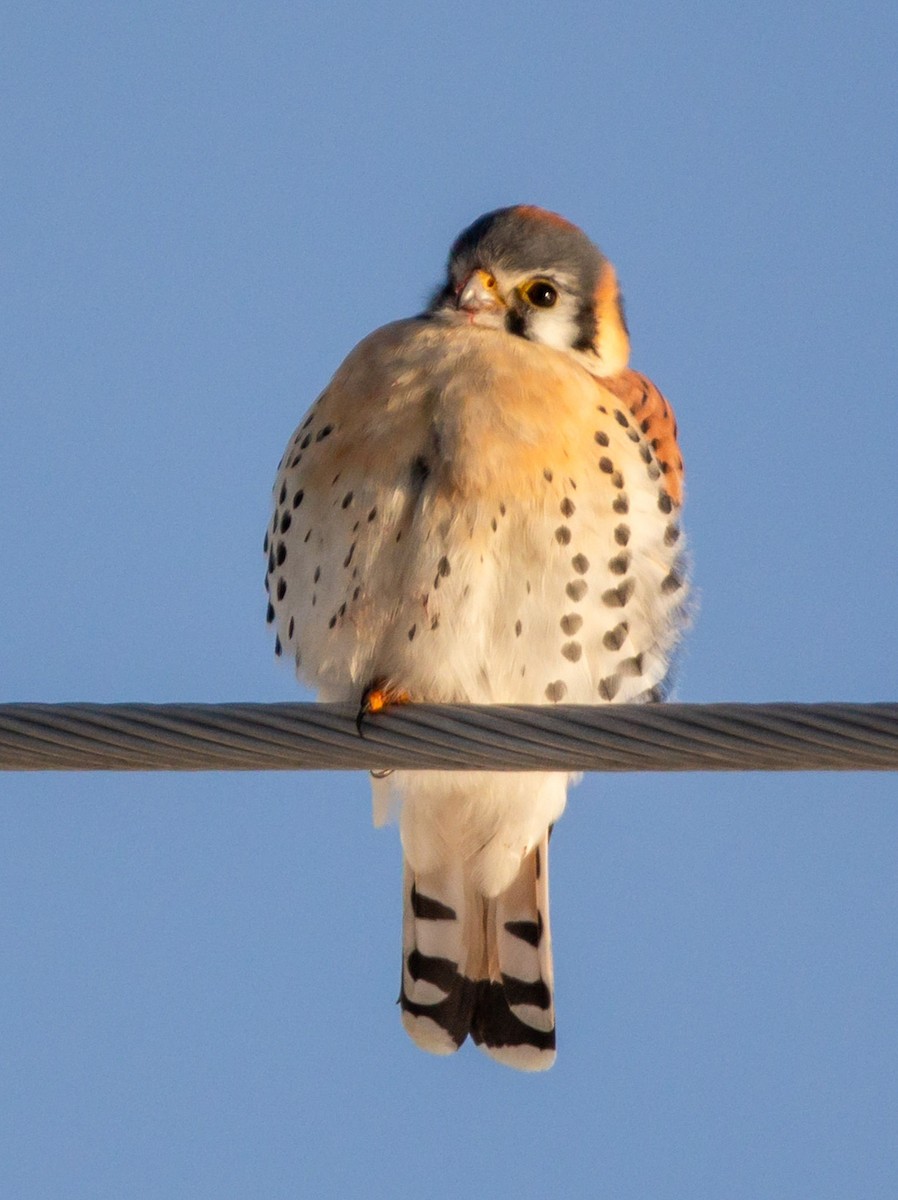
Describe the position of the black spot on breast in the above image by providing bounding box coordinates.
[619,654,644,676]
[276,578,287,600]
[560,613,583,635]
[599,457,614,474]
[499,502,506,516]
[411,456,430,489]
[561,642,582,662]
[603,622,628,650]
[571,554,589,574]
[304,529,312,543]
[545,681,567,702]
[341,492,353,509]
[437,556,450,576]
[566,580,588,602]
[555,526,572,545]
[613,494,629,515]
[614,410,629,427]
[276,543,287,566]
[491,518,498,532]
[274,636,282,657]
[353,586,361,601]
[290,455,302,468]
[515,620,523,637]
[599,675,620,700]
[263,531,269,554]
[408,624,416,641]
[279,512,292,534]
[288,617,294,638]
[602,579,635,607]
[611,471,624,488]
[639,444,653,463]
[560,497,575,517]
[614,524,631,546]
[316,424,334,442]
[343,543,356,568]
[661,570,684,593]
[328,615,337,628]
[658,491,673,514]
[300,434,312,450]
[664,524,681,546]
[594,431,610,447]
[543,468,554,482]
[609,553,630,575]
[279,482,287,504]
[367,507,378,522]
[293,489,304,508]
[313,566,321,583]
[266,602,275,624]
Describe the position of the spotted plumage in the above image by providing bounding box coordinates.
[267,205,689,1070]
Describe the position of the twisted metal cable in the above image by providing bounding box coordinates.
[1,701,897,772]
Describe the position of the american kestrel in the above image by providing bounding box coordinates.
[266,206,688,1071]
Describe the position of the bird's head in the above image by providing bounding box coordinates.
[429,205,630,376]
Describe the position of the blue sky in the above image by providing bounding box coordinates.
[2,3,897,1197]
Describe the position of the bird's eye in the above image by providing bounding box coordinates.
[524,281,558,308]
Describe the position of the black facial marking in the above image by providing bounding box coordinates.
[505,310,528,339]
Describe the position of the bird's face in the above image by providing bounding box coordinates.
[429,205,631,375]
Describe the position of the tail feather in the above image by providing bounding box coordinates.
[399,834,556,1071]
[399,861,477,1055]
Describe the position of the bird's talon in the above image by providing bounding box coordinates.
[356,685,411,737]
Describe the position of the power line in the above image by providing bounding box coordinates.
[1,701,896,773]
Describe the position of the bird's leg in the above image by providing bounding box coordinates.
[356,679,412,737]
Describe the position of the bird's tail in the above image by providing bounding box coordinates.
[399,833,556,1071]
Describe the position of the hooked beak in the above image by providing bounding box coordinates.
[456,268,504,313]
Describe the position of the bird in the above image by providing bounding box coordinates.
[265,205,688,1071]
